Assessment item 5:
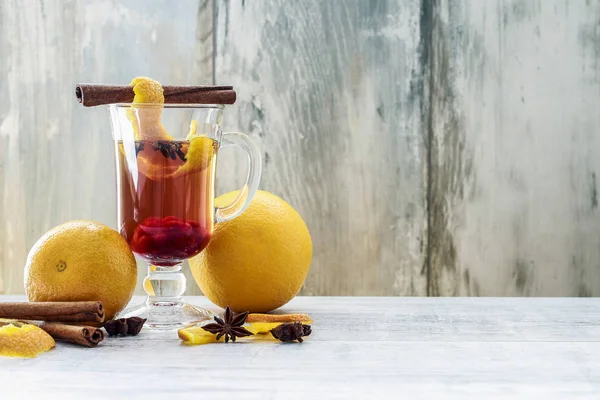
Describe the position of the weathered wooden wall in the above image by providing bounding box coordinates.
[214,0,427,296]
[0,0,212,294]
[1,0,599,296]
[427,0,600,296]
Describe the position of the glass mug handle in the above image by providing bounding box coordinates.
[215,131,262,222]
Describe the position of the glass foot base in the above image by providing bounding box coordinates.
[117,300,213,330]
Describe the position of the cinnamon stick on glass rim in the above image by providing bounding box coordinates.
[0,301,104,323]
[75,84,236,107]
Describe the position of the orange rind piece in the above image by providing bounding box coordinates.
[174,136,216,175]
[187,120,198,139]
[178,326,223,345]
[127,76,172,142]
[125,136,215,181]
[0,320,55,358]
[123,77,215,181]
[130,76,165,104]
[245,313,313,335]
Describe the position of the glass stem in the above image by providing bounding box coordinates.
[144,263,187,307]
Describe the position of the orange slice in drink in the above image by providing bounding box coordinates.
[174,136,216,175]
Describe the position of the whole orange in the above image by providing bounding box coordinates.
[189,190,312,312]
[24,220,137,320]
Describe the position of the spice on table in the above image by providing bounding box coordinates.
[270,322,312,343]
[104,319,127,336]
[104,317,146,337]
[0,301,105,323]
[201,306,253,343]
[126,317,147,335]
[39,322,104,348]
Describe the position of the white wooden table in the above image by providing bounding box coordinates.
[1,296,599,399]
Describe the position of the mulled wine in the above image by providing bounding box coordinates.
[117,137,217,266]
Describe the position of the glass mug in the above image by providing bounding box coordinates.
[109,104,262,329]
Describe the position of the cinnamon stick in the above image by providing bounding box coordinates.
[0,302,104,323]
[75,84,236,106]
[38,322,104,348]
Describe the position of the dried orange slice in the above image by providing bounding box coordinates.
[245,313,313,334]
[0,320,55,358]
[178,326,222,345]
[246,322,284,334]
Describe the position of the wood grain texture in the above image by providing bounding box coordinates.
[214,0,428,296]
[427,0,600,296]
[1,296,600,399]
[0,0,210,295]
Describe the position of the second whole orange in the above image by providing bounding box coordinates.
[189,190,312,313]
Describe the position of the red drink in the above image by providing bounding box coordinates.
[117,138,217,266]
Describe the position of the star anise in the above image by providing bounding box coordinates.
[104,317,147,336]
[126,317,147,335]
[270,322,312,343]
[201,306,254,343]
[104,318,128,336]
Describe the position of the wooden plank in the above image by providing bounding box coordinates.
[213,0,428,296]
[3,342,600,399]
[1,296,600,399]
[0,0,208,294]
[428,0,600,295]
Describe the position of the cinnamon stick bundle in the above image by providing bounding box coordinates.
[38,322,104,348]
[75,84,236,107]
[0,302,104,323]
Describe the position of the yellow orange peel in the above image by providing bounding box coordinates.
[125,77,215,180]
[178,326,223,345]
[127,77,172,141]
[0,320,55,358]
[130,76,165,104]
